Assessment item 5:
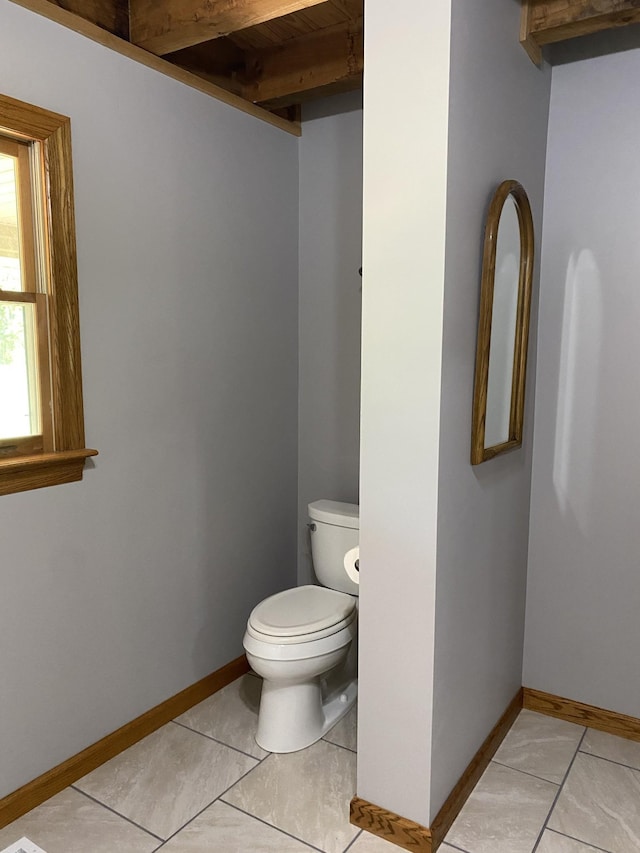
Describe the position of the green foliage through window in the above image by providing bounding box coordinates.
[0,303,19,365]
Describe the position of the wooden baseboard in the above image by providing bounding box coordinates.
[430,687,523,846]
[0,654,249,829]
[350,687,523,852]
[350,797,433,852]
[523,687,640,743]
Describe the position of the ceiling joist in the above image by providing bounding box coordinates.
[43,0,129,39]
[521,0,640,64]
[130,0,333,56]
[242,17,363,107]
[34,0,364,122]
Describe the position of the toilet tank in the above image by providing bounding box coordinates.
[308,500,359,596]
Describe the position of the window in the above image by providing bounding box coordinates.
[0,134,51,455]
[0,94,96,495]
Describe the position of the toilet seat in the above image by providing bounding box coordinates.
[247,585,356,645]
[244,618,356,662]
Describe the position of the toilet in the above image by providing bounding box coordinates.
[243,500,359,753]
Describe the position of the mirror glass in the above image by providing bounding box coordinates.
[471,181,534,465]
[484,196,519,447]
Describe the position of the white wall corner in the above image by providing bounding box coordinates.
[357,0,452,827]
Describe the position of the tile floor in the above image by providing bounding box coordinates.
[1,675,640,852]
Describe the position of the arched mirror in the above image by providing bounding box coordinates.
[471,180,534,465]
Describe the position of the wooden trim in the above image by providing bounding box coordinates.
[35,291,54,452]
[0,434,44,458]
[0,93,98,494]
[351,688,523,852]
[0,654,250,829]
[520,1,544,66]
[0,95,67,142]
[44,116,85,451]
[470,180,535,466]
[0,448,97,495]
[430,688,523,847]
[0,291,37,303]
[7,0,301,137]
[14,138,39,293]
[350,797,433,852]
[523,688,640,743]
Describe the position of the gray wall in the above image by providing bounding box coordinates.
[430,0,551,818]
[297,93,362,585]
[0,1,298,799]
[524,49,640,718]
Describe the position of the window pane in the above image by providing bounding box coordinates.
[0,301,40,439]
[0,152,22,292]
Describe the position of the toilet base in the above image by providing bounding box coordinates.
[256,676,357,753]
[245,612,358,754]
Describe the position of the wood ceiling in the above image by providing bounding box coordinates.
[14,2,640,128]
[521,0,640,64]
[38,0,363,122]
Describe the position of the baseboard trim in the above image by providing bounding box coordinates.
[523,687,640,743]
[350,797,433,852]
[430,687,523,846]
[0,654,249,829]
[350,687,523,851]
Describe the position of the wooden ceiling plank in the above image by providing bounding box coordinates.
[130,0,333,56]
[522,0,640,52]
[242,17,362,107]
[327,0,362,19]
[42,0,129,39]
[165,39,246,93]
[228,1,355,50]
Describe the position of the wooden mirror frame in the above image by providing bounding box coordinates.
[471,180,534,465]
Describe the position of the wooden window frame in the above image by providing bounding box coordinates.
[0,93,97,495]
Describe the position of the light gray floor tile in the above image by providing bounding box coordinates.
[347,830,404,851]
[175,673,268,759]
[548,752,640,853]
[581,729,640,773]
[159,800,312,852]
[323,704,357,752]
[493,710,584,784]
[0,787,159,853]
[444,761,558,853]
[223,739,358,853]
[536,829,606,852]
[75,721,257,839]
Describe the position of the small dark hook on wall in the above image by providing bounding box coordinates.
[358,267,362,277]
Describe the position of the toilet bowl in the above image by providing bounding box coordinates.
[243,501,359,753]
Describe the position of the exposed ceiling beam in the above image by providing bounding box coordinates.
[242,17,362,107]
[42,0,129,39]
[130,0,332,56]
[521,0,640,63]
[165,40,246,93]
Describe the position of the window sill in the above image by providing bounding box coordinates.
[0,448,98,496]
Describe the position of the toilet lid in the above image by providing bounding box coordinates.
[248,585,356,638]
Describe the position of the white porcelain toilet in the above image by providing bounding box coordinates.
[243,500,359,753]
